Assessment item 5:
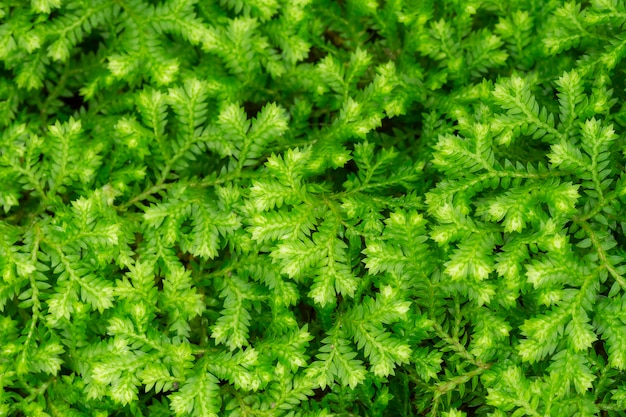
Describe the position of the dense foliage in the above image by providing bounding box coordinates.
[1,0,626,415]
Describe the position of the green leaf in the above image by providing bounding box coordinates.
[547,349,595,395]
[595,297,626,370]
[413,347,443,382]
[210,275,257,350]
[444,233,497,282]
[29,341,64,375]
[160,265,205,337]
[170,373,221,417]
[517,308,566,363]
[140,362,175,393]
[306,327,367,389]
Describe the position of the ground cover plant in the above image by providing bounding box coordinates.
[1,0,626,415]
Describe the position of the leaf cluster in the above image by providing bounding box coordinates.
[1,1,626,416]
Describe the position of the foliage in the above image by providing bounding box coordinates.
[1,0,626,416]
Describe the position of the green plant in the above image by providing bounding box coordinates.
[1,0,626,416]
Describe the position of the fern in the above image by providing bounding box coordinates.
[2,0,626,416]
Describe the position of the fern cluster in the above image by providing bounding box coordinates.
[1,0,626,416]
